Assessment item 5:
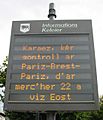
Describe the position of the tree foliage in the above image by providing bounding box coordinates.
[0,56,8,87]
[0,57,103,120]
[0,56,8,102]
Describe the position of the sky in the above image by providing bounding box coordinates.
[0,0,103,112]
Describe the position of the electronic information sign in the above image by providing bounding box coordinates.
[4,20,99,111]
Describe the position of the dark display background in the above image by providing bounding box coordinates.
[7,34,94,102]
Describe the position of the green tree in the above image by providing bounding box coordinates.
[88,96,103,120]
[70,96,103,120]
[58,112,77,120]
[0,56,8,102]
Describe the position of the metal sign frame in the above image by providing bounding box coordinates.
[4,20,99,111]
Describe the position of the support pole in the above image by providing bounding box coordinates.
[47,112,56,120]
[48,3,56,20]
[47,3,57,120]
[35,112,39,120]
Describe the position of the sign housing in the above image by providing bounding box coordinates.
[4,20,99,111]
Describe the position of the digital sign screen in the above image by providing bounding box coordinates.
[4,20,99,111]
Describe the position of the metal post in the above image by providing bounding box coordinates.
[35,112,39,120]
[48,3,57,20]
[37,112,39,120]
[47,3,57,120]
[47,112,56,120]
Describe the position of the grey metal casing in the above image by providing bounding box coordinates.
[4,20,99,111]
